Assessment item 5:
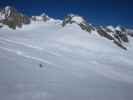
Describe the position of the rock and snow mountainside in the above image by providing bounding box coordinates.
[1,6,132,50]
[31,13,50,22]
[0,6,30,29]
[0,6,133,100]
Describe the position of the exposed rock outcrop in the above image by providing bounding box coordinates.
[0,6,30,29]
[62,14,95,32]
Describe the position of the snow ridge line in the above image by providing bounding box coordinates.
[0,46,53,65]
[0,37,62,57]
[0,37,44,51]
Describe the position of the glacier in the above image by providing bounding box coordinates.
[0,18,133,100]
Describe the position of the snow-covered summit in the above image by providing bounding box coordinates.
[0,6,133,100]
[0,6,133,50]
[31,13,50,22]
[62,14,95,33]
[67,14,85,24]
[62,14,86,26]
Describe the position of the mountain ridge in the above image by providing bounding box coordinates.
[0,6,133,50]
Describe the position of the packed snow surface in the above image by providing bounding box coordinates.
[71,16,84,24]
[0,21,133,100]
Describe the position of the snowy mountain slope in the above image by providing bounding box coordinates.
[0,6,133,100]
[0,6,133,50]
[0,20,133,100]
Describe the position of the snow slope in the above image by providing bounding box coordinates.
[0,20,133,100]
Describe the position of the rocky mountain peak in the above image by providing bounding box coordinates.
[0,6,30,29]
[62,14,95,32]
[0,6,17,19]
[31,13,50,22]
[62,14,86,26]
[0,6,133,50]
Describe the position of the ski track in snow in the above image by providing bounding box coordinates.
[0,37,61,57]
[0,46,52,66]
[0,37,133,84]
[0,37,44,50]
[0,21,133,100]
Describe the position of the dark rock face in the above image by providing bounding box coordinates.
[113,40,127,50]
[97,27,114,40]
[96,26,129,50]
[62,15,74,26]
[79,23,95,33]
[31,16,36,21]
[22,15,31,25]
[62,14,94,33]
[0,25,3,28]
[0,6,30,29]
[31,14,49,22]
[114,30,129,43]
[42,16,49,22]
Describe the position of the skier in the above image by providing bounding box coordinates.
[39,64,43,68]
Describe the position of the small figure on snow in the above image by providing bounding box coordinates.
[39,64,43,68]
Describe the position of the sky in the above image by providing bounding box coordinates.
[0,0,133,27]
